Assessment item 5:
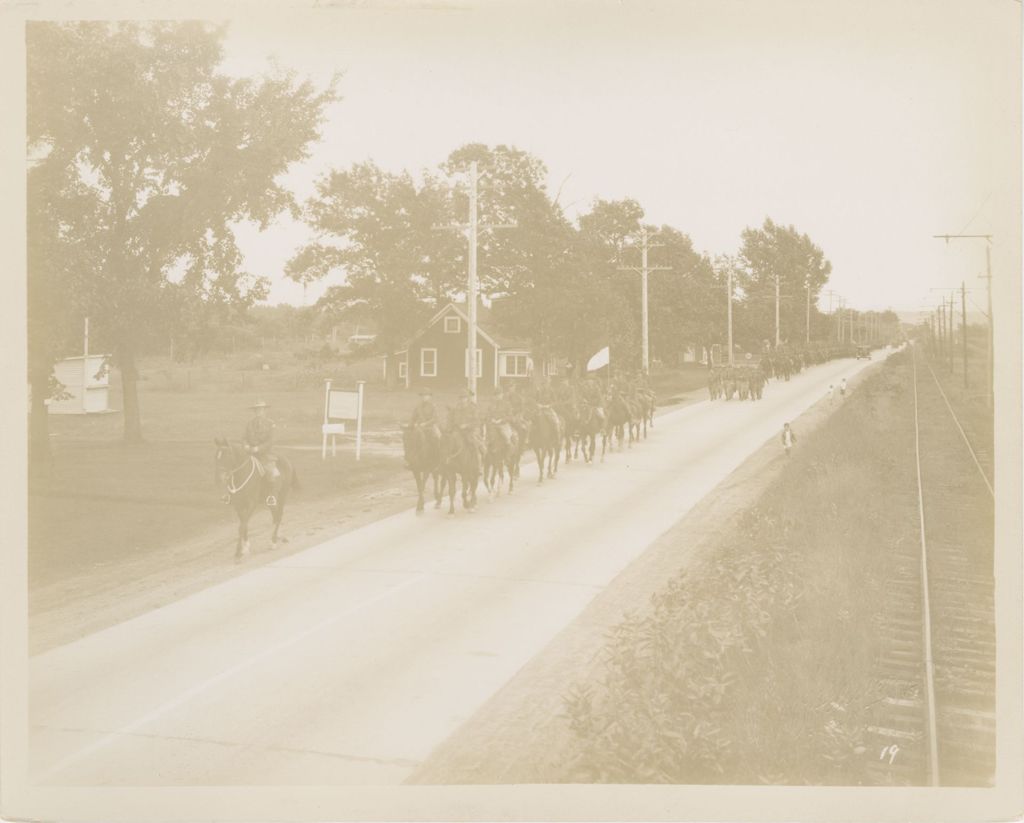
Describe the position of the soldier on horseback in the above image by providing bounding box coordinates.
[410,388,441,440]
[485,386,515,448]
[449,388,486,459]
[243,399,281,507]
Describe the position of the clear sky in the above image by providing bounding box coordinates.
[220,0,1020,319]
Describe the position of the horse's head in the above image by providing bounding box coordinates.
[213,437,242,487]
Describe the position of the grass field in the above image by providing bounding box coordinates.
[29,352,710,590]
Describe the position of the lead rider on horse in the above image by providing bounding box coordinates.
[410,388,441,439]
[244,399,281,507]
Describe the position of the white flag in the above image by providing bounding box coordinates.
[586,346,610,372]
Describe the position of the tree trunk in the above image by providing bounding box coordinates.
[118,341,144,444]
[28,363,52,466]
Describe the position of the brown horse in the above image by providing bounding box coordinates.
[529,405,563,482]
[605,394,632,451]
[483,419,519,497]
[438,429,481,514]
[554,400,579,463]
[572,402,606,464]
[214,438,299,562]
[401,423,441,513]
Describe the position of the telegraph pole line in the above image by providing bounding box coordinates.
[727,263,734,366]
[961,281,968,388]
[774,273,781,347]
[934,232,993,408]
[947,294,954,372]
[982,244,993,410]
[805,278,811,345]
[434,161,515,396]
[619,226,670,374]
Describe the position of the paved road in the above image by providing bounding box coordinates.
[30,354,888,785]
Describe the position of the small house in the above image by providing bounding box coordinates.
[387,301,559,392]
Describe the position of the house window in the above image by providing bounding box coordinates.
[464,348,483,378]
[420,348,437,377]
[542,358,558,377]
[501,354,530,377]
[444,316,461,334]
[398,361,408,379]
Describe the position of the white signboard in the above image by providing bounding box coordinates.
[322,380,365,460]
[328,390,360,420]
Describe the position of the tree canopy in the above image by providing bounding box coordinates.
[27,20,338,443]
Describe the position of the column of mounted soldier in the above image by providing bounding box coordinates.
[708,344,860,402]
[401,374,657,515]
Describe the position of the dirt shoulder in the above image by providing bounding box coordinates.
[29,391,703,655]
[408,362,885,784]
[28,470,414,654]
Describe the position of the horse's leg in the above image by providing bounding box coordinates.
[432,471,442,508]
[236,508,251,561]
[535,449,545,484]
[415,470,426,513]
[235,517,245,561]
[270,503,283,549]
[446,472,456,515]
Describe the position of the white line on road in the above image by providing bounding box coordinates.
[38,574,425,782]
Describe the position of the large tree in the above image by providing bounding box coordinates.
[289,162,464,383]
[27,21,337,443]
[738,217,832,347]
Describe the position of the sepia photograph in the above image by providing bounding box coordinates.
[1,0,1021,820]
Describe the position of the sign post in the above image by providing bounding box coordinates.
[355,381,365,461]
[82,317,89,413]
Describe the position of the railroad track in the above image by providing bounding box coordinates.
[863,344,995,786]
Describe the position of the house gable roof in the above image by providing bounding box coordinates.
[413,302,503,350]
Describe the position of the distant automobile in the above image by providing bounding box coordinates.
[855,346,870,360]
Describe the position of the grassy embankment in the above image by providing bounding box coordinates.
[30,351,709,588]
[559,351,924,784]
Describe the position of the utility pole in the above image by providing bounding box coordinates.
[947,294,954,372]
[434,161,515,396]
[961,281,968,388]
[939,302,946,363]
[619,226,670,374]
[727,262,735,366]
[805,278,811,345]
[983,244,993,410]
[774,273,781,348]
[934,233,993,408]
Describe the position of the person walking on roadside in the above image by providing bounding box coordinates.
[840,377,848,399]
[781,422,797,456]
[828,384,835,405]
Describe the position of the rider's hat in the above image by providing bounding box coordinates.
[418,388,432,397]
[250,399,269,409]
